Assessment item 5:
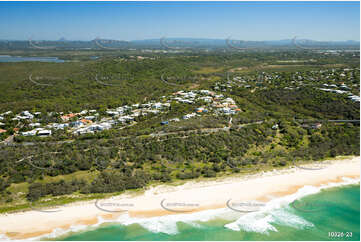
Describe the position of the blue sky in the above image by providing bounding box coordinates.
[0,1,359,41]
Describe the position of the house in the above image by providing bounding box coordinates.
[334,90,347,94]
[80,119,92,125]
[311,123,322,129]
[29,123,41,128]
[106,111,119,116]
[131,111,141,117]
[184,92,196,98]
[141,103,151,108]
[161,121,169,125]
[183,113,196,120]
[61,113,77,121]
[349,95,360,102]
[17,115,31,120]
[118,116,134,123]
[21,128,52,137]
[340,84,350,90]
[180,99,193,104]
[174,91,185,96]
[21,130,37,136]
[37,129,52,137]
[17,111,34,120]
[152,102,162,109]
[272,124,279,130]
[199,96,212,103]
[221,107,232,114]
[74,122,112,135]
[0,129,6,134]
[123,105,131,110]
[84,116,95,121]
[3,111,12,115]
[200,90,214,95]
[56,123,69,130]
[73,127,93,135]
[70,121,83,128]
[195,107,204,112]
[107,119,117,124]
[99,122,112,130]
[146,110,160,114]
[116,107,125,113]
[21,111,32,116]
[224,98,235,104]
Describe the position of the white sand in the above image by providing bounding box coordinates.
[0,156,359,239]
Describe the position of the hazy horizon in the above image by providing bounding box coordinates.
[1,37,360,42]
[0,1,359,41]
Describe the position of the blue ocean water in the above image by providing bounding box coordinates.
[51,183,360,241]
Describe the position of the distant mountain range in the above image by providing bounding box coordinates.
[0,38,359,50]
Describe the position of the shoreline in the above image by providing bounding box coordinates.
[0,156,359,240]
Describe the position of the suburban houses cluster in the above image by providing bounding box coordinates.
[0,67,357,141]
[0,89,241,139]
[213,68,360,103]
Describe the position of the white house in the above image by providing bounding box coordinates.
[183,113,196,120]
[29,123,41,128]
[37,129,52,136]
[84,116,95,121]
[152,102,162,109]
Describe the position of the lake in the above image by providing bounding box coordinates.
[0,55,65,63]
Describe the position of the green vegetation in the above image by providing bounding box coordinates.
[0,49,359,213]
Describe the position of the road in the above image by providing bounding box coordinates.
[0,121,264,148]
[150,121,263,138]
[29,74,53,86]
[295,119,360,123]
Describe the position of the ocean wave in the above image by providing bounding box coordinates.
[224,177,359,234]
[115,208,234,235]
[2,177,359,240]
[118,178,360,235]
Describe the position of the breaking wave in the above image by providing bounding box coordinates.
[224,177,359,234]
[2,177,359,240]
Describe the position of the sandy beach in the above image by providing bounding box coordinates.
[0,156,359,240]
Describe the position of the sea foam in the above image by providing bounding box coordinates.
[2,177,359,240]
[224,177,359,234]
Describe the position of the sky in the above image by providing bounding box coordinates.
[0,1,359,41]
